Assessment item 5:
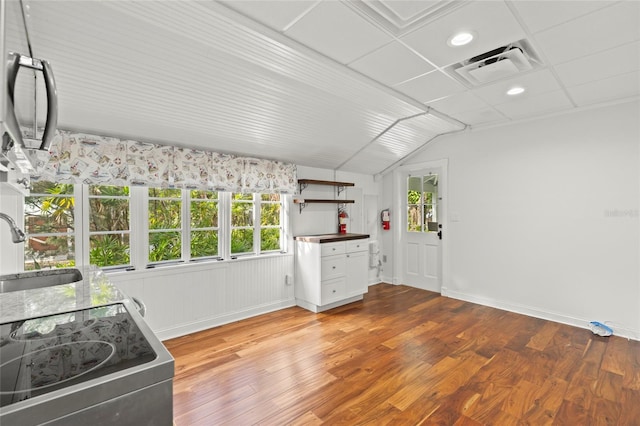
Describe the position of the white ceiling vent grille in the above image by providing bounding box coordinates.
[448,40,542,86]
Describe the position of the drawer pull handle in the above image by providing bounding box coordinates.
[332,266,336,269]
[332,289,336,293]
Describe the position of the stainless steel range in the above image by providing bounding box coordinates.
[0,299,174,425]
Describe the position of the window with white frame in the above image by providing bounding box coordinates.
[260,193,282,252]
[20,183,286,271]
[189,190,220,259]
[230,192,255,255]
[148,188,182,263]
[23,181,77,270]
[87,185,131,268]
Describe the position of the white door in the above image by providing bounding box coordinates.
[403,169,442,292]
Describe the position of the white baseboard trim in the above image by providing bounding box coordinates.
[443,288,640,342]
[155,299,296,341]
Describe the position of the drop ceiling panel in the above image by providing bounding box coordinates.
[554,41,640,87]
[534,1,640,65]
[566,71,640,107]
[472,69,563,106]
[349,41,435,86]
[284,1,393,64]
[395,71,466,103]
[217,0,314,32]
[427,92,490,116]
[379,0,444,21]
[453,108,505,126]
[511,1,612,34]
[400,1,527,67]
[493,90,573,119]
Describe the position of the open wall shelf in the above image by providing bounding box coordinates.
[298,179,354,195]
[295,179,356,213]
[293,198,354,213]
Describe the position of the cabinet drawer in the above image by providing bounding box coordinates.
[346,239,368,253]
[321,255,345,279]
[321,242,346,257]
[321,277,345,302]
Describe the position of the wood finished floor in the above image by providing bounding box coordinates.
[165,284,640,425]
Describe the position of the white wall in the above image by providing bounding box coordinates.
[109,254,295,340]
[383,101,640,339]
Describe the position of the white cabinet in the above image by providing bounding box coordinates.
[295,238,369,313]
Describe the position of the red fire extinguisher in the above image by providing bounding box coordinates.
[381,209,390,230]
[338,209,348,234]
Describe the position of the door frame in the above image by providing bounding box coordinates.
[392,159,449,294]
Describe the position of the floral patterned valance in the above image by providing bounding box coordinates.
[30,131,297,194]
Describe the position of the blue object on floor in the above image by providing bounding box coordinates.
[589,321,613,337]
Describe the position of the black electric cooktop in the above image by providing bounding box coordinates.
[0,303,156,407]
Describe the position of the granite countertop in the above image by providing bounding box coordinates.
[294,233,370,243]
[0,265,127,324]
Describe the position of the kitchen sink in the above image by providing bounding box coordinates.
[0,269,83,293]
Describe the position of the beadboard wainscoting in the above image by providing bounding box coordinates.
[108,254,295,340]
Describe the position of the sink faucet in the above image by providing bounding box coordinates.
[0,213,26,243]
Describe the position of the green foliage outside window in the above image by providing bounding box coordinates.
[260,194,281,251]
[149,188,182,262]
[24,182,76,270]
[407,190,421,232]
[88,185,131,268]
[23,183,284,269]
[231,193,254,254]
[190,190,219,258]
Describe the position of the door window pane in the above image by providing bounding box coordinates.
[407,176,422,232]
[406,174,438,233]
[423,174,438,233]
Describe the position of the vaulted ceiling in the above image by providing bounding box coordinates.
[6,1,640,175]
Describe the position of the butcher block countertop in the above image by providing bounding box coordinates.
[294,233,369,243]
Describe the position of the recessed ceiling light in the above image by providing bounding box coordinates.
[507,87,525,96]
[448,32,474,47]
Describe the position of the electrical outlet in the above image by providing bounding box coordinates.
[382,255,387,263]
[285,274,293,286]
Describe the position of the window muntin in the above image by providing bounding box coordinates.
[148,188,182,262]
[260,193,282,252]
[189,190,219,259]
[23,181,76,270]
[231,193,255,255]
[88,185,131,268]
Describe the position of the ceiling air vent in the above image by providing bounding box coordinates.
[449,40,541,86]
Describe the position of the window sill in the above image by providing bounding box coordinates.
[104,251,292,277]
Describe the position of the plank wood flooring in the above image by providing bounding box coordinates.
[164,284,640,425]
